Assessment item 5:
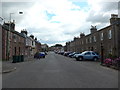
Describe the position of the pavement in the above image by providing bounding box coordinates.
[0,56,34,74]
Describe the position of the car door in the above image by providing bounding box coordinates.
[84,52,92,59]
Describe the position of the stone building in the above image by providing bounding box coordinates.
[21,30,42,56]
[35,38,41,53]
[41,44,49,52]
[21,30,32,56]
[2,22,25,60]
[65,14,120,58]
[29,35,36,55]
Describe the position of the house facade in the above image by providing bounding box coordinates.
[2,22,25,60]
[35,38,41,53]
[65,14,120,58]
[41,44,49,52]
[2,21,42,60]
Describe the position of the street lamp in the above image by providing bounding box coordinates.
[6,12,23,60]
[0,17,4,25]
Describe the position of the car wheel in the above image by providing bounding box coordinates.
[93,57,98,61]
[79,57,83,61]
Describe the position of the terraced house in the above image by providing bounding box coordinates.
[65,14,120,58]
[1,21,42,61]
[2,21,25,60]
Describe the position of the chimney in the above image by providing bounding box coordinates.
[90,25,97,34]
[3,21,15,31]
[110,14,118,24]
[10,20,15,30]
[80,33,85,38]
[30,35,34,39]
[21,29,28,35]
[35,37,37,41]
[74,37,79,40]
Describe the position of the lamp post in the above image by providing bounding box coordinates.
[6,13,14,60]
[100,43,104,65]
[0,17,4,25]
[6,12,23,60]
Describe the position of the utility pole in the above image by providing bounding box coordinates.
[100,43,104,65]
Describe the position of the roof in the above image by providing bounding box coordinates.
[2,25,25,38]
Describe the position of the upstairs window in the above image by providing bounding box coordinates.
[82,40,84,44]
[101,32,103,41]
[86,38,87,44]
[108,30,112,39]
[94,36,96,42]
[90,37,92,43]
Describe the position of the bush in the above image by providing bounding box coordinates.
[104,57,120,69]
[104,58,112,67]
[112,57,120,69]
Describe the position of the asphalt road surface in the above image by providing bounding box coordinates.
[2,52,118,88]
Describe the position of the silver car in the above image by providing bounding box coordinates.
[75,51,100,61]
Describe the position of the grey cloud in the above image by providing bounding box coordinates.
[100,2,118,12]
[2,2,33,22]
[86,2,118,24]
[86,12,110,23]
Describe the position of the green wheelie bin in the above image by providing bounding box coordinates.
[12,55,17,63]
[21,55,24,62]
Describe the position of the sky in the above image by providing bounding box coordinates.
[0,0,119,46]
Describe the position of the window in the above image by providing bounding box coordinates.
[85,52,91,55]
[86,38,87,44]
[108,30,112,39]
[32,41,33,45]
[94,36,96,42]
[101,32,103,41]
[82,40,84,44]
[92,52,95,55]
[90,37,92,43]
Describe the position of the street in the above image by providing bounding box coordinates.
[2,52,118,88]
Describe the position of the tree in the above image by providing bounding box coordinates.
[54,44,63,47]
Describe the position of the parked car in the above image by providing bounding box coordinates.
[75,51,100,61]
[45,52,48,55]
[34,52,40,59]
[68,52,80,58]
[64,52,72,56]
[34,52,46,59]
[72,53,80,58]
[39,52,46,58]
[59,51,64,55]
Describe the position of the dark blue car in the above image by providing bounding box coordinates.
[39,52,45,58]
[34,52,45,59]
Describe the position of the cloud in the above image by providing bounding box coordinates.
[1,0,119,46]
